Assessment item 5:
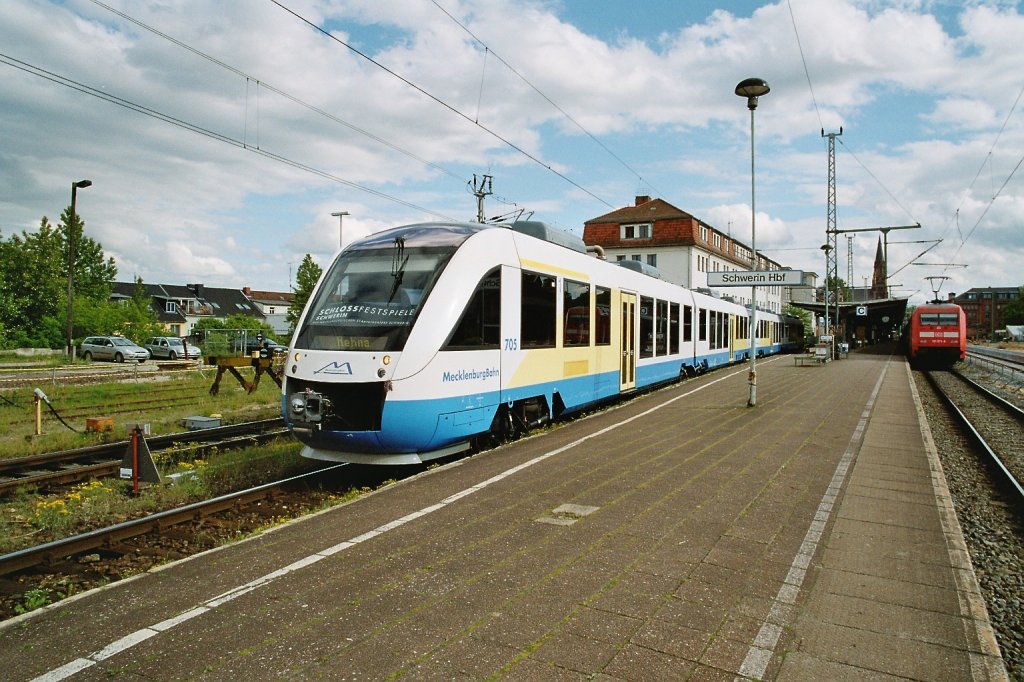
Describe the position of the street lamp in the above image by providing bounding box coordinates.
[735,77,769,407]
[821,243,833,356]
[331,211,350,249]
[66,179,92,359]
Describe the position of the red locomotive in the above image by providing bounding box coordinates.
[906,303,966,368]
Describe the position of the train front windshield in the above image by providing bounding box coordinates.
[919,313,960,326]
[294,226,478,352]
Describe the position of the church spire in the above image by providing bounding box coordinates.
[870,237,887,299]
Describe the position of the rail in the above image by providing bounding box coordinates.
[0,418,286,496]
[965,346,1024,383]
[925,370,1024,509]
[0,464,345,577]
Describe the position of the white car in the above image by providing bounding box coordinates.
[143,336,202,360]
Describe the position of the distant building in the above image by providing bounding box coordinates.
[243,287,294,337]
[110,282,266,337]
[582,195,791,313]
[952,287,1021,339]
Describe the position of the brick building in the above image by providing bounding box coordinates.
[582,195,790,313]
[952,287,1020,339]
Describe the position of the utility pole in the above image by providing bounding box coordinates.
[822,128,842,354]
[471,174,493,223]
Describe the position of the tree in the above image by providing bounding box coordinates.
[1002,286,1024,326]
[0,207,119,349]
[0,217,66,348]
[287,254,322,333]
[59,204,117,302]
[824,275,852,303]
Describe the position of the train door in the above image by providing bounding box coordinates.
[728,313,736,362]
[620,292,636,391]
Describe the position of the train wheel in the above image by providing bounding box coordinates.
[487,405,519,444]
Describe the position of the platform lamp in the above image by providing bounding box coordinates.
[331,211,349,250]
[821,243,833,354]
[66,179,92,359]
[735,77,770,407]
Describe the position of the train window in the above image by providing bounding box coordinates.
[563,280,590,346]
[639,296,654,358]
[669,302,680,354]
[656,300,668,356]
[699,308,707,342]
[295,240,456,352]
[521,271,556,348]
[444,268,501,350]
[683,305,692,342]
[920,313,959,326]
[595,286,611,345]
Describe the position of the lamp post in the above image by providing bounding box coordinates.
[735,77,770,407]
[331,211,350,249]
[66,179,92,359]
[821,243,833,357]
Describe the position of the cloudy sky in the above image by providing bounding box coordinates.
[2,0,1022,304]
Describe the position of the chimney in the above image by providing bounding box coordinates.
[243,287,252,296]
[635,195,651,206]
[948,292,956,302]
[188,283,204,298]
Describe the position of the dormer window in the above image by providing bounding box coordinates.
[621,223,651,240]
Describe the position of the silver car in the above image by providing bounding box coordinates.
[144,336,201,360]
[79,336,150,363]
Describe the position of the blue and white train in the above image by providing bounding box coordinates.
[283,221,802,464]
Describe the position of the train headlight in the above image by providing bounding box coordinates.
[290,396,306,414]
[382,355,391,365]
[377,368,386,378]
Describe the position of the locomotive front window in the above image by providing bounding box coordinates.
[920,313,959,326]
[296,241,458,352]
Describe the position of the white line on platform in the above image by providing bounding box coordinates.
[736,359,889,681]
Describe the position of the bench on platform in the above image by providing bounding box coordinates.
[794,354,826,366]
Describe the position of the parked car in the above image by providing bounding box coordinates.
[79,336,150,363]
[144,336,201,360]
[243,339,289,358]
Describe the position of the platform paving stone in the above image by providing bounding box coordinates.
[0,348,1009,681]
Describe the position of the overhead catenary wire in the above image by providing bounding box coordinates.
[429,0,666,199]
[88,0,464,184]
[0,53,457,222]
[269,0,615,210]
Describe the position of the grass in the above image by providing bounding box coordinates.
[0,366,283,459]
[0,437,321,555]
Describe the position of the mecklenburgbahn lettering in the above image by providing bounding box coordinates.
[442,367,499,382]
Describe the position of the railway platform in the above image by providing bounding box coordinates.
[1,344,1009,680]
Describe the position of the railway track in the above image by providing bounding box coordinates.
[924,369,1024,507]
[0,464,345,580]
[0,418,287,496]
